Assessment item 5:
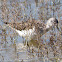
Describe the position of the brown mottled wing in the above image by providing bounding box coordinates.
[4,20,46,32]
[4,21,26,30]
[4,20,37,30]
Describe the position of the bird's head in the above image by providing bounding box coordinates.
[46,18,59,30]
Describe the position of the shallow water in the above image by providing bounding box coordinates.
[0,27,62,62]
[0,0,62,62]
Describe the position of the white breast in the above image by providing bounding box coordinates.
[15,27,36,40]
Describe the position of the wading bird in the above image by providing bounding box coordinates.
[4,18,59,41]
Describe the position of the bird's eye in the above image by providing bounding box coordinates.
[56,20,58,23]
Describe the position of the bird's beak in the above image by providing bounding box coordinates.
[56,24,60,31]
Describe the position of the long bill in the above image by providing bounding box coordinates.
[56,24,60,31]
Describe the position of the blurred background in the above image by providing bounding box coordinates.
[0,0,62,62]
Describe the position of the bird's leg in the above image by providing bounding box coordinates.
[37,34,41,56]
[27,41,30,52]
[25,39,30,52]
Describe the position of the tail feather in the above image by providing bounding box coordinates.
[3,22,13,29]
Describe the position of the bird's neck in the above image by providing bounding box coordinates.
[43,24,52,34]
[46,24,50,29]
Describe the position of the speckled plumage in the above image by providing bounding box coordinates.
[4,18,59,40]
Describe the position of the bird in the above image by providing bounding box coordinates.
[4,18,59,41]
